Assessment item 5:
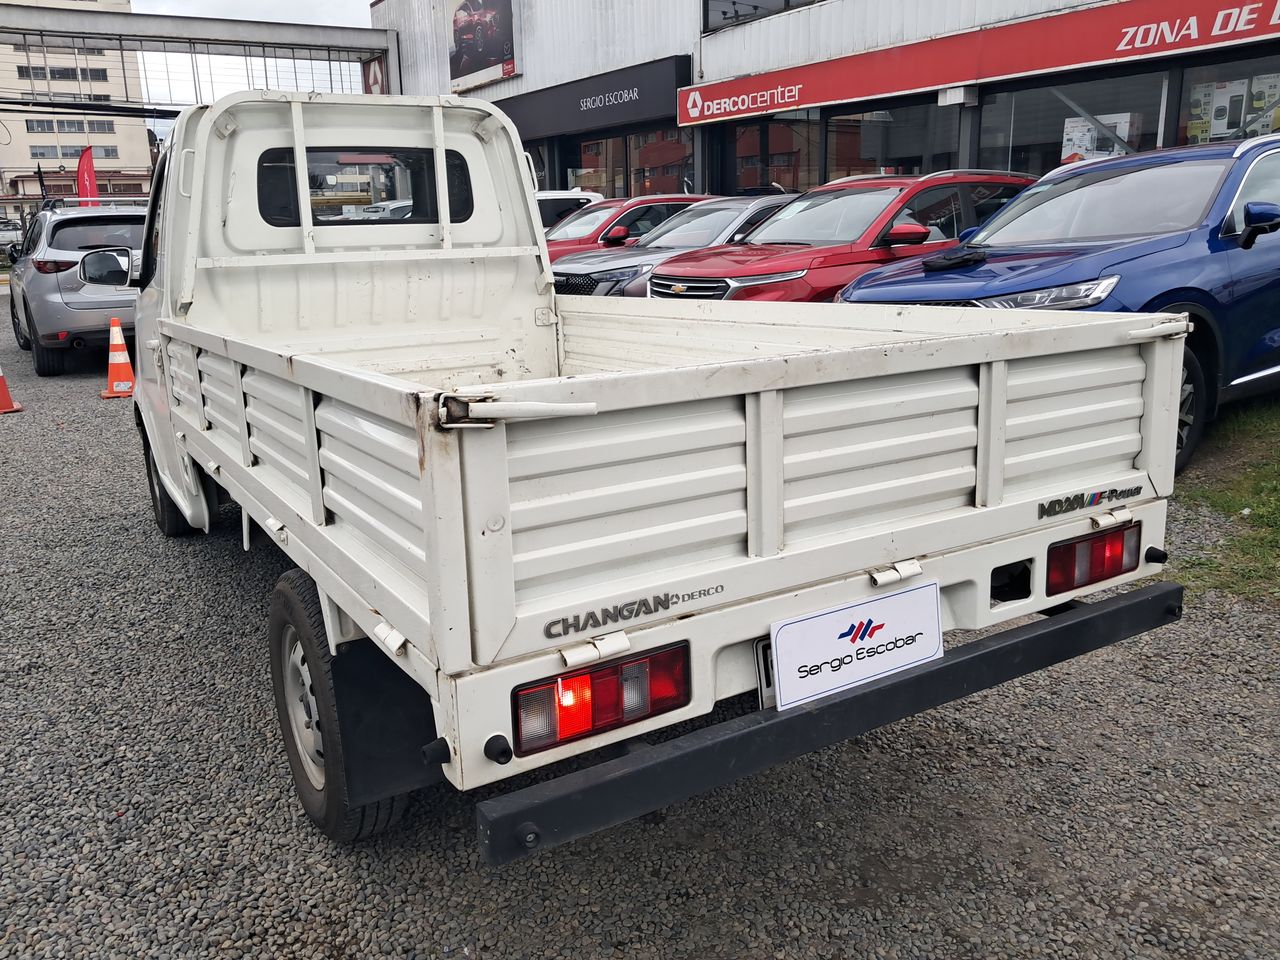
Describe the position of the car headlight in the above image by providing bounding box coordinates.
[592,264,654,284]
[977,276,1120,310]
[733,269,808,287]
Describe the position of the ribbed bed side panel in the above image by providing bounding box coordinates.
[507,397,748,600]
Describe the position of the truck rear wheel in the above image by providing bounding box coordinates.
[269,570,409,842]
[143,441,195,537]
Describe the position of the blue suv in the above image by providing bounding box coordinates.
[836,138,1280,471]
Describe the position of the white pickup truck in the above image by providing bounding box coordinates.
[81,91,1184,865]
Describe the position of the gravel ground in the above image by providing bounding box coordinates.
[0,307,1277,959]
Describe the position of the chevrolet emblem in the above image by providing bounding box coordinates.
[671,283,687,294]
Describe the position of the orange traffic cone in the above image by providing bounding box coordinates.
[101,317,135,400]
[0,359,22,414]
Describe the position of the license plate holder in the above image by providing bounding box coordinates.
[768,581,944,711]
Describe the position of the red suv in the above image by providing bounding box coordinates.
[649,172,1034,302]
[544,194,717,263]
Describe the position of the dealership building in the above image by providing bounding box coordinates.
[373,0,1280,195]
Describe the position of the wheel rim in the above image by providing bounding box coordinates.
[1177,363,1196,454]
[282,624,326,790]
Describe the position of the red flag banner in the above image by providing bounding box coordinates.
[76,147,99,206]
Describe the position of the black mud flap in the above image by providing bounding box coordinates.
[330,638,443,807]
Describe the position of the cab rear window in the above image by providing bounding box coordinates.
[258,147,474,227]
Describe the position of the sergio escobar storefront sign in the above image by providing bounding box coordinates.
[678,0,1280,124]
[496,56,691,141]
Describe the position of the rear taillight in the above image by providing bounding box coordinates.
[1046,523,1142,596]
[33,259,76,274]
[513,644,690,755]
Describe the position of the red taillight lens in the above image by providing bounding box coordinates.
[513,644,690,755]
[33,259,76,274]
[1046,523,1142,596]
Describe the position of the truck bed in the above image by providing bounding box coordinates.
[160,297,1184,683]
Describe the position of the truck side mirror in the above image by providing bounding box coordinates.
[79,247,131,287]
[1239,200,1280,250]
[958,226,980,244]
[5,242,18,263]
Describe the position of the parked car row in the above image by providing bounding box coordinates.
[837,138,1280,471]
[548,138,1280,469]
[548,170,1032,301]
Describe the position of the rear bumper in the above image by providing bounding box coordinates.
[476,581,1183,866]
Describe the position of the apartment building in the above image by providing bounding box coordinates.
[0,0,152,218]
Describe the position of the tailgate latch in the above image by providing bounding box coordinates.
[438,393,598,429]
[1091,506,1134,530]
[559,632,631,669]
[869,558,925,588]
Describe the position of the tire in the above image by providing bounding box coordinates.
[31,337,65,376]
[10,296,30,351]
[269,569,409,842]
[1175,348,1208,475]
[143,440,195,537]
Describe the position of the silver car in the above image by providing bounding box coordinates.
[8,205,145,376]
[552,194,792,297]
[0,219,22,248]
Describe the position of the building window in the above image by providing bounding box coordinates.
[58,119,85,133]
[17,65,46,80]
[728,110,820,194]
[978,72,1165,177]
[87,119,115,134]
[81,68,108,82]
[1180,53,1280,146]
[92,146,119,159]
[569,126,694,198]
[88,94,111,102]
[25,119,54,133]
[61,145,86,159]
[13,44,105,55]
[29,145,57,159]
[704,0,818,32]
[828,103,961,178]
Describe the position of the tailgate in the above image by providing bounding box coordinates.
[456,301,1186,666]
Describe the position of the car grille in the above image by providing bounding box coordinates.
[649,275,732,300]
[553,274,600,296]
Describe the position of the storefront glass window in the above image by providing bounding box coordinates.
[1180,54,1280,146]
[765,111,820,192]
[827,103,960,177]
[569,127,692,198]
[727,111,820,194]
[978,73,1165,177]
[569,135,626,197]
[629,127,694,194]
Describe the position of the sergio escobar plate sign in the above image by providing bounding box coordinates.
[769,582,944,711]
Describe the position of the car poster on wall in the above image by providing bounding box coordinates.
[448,0,519,93]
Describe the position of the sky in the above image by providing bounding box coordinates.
[129,0,372,28]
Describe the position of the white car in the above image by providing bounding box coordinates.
[535,188,603,228]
